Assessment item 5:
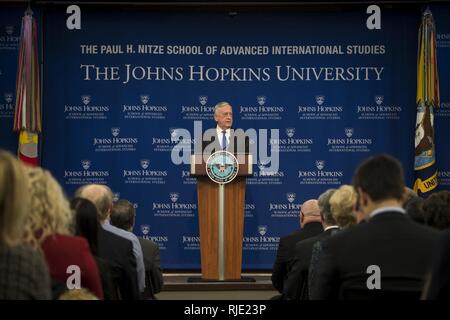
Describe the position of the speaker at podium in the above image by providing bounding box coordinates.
[189,151,255,282]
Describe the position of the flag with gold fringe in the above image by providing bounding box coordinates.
[13,7,41,166]
[414,8,440,196]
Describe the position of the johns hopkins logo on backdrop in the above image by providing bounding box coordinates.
[327,128,373,153]
[375,95,384,105]
[0,92,14,118]
[81,160,91,170]
[63,160,109,185]
[286,193,296,203]
[122,159,167,185]
[182,234,200,250]
[345,128,354,138]
[356,95,402,120]
[438,170,450,187]
[436,102,450,118]
[152,192,197,218]
[82,95,91,105]
[4,92,13,103]
[269,128,313,153]
[257,96,267,106]
[93,127,138,152]
[244,203,256,218]
[111,127,120,137]
[247,160,284,185]
[243,226,279,252]
[0,25,20,50]
[140,225,169,250]
[180,95,214,120]
[141,225,150,235]
[113,192,120,202]
[239,96,284,121]
[5,25,13,35]
[436,33,450,48]
[268,192,302,218]
[199,95,208,106]
[258,225,267,236]
[122,94,167,120]
[153,128,195,152]
[316,160,325,170]
[140,159,150,169]
[297,95,343,120]
[316,95,325,106]
[181,169,196,185]
[286,128,295,138]
[64,95,110,120]
[140,95,149,105]
[298,160,344,185]
[169,192,179,203]
[170,128,179,143]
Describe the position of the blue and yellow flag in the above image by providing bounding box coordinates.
[414,9,440,196]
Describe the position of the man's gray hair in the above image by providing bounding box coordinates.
[318,188,337,226]
[75,184,113,221]
[214,101,231,115]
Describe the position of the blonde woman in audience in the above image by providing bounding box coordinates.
[329,185,358,229]
[0,151,51,299]
[58,288,99,300]
[23,166,104,299]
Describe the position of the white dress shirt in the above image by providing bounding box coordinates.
[369,206,406,219]
[216,125,231,149]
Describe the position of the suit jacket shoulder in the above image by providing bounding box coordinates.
[98,228,139,300]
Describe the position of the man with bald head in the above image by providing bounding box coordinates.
[75,184,144,299]
[271,199,323,298]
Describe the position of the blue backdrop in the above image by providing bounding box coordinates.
[1,4,450,269]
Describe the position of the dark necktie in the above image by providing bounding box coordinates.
[222,130,227,150]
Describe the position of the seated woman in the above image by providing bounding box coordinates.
[0,151,51,299]
[23,166,103,299]
[71,197,118,300]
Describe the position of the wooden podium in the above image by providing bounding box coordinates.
[190,153,252,281]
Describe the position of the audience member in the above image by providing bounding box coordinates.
[423,230,450,299]
[111,199,163,299]
[309,185,358,298]
[422,191,450,230]
[403,188,425,224]
[312,154,438,299]
[58,288,99,300]
[0,151,51,300]
[75,184,141,299]
[329,185,357,229]
[23,167,103,299]
[283,189,339,300]
[71,197,118,300]
[271,199,323,298]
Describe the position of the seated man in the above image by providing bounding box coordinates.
[283,189,339,300]
[271,199,323,298]
[111,199,163,300]
[312,154,439,300]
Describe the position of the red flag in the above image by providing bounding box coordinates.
[14,8,41,166]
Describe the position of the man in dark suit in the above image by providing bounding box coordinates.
[424,230,450,299]
[111,199,164,300]
[283,189,339,300]
[201,101,249,156]
[312,154,439,300]
[76,185,140,300]
[97,227,140,300]
[271,199,323,297]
